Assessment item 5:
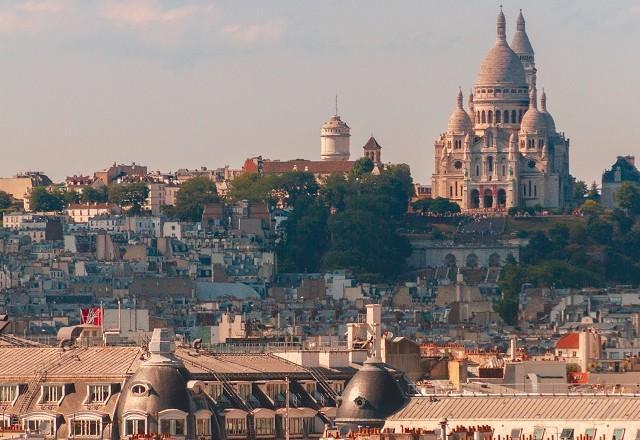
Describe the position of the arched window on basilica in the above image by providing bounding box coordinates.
[495,111,501,123]
[481,111,486,123]
[504,110,509,123]
[488,110,493,123]
[512,110,517,123]
[486,132,493,147]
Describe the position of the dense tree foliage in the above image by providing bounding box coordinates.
[497,205,640,324]
[268,166,413,281]
[348,157,374,180]
[81,186,108,203]
[0,191,12,210]
[587,181,600,201]
[323,166,413,282]
[616,182,640,216]
[61,190,80,205]
[276,195,329,273]
[412,197,461,215]
[229,171,318,208]
[572,178,588,204]
[30,187,65,212]
[107,182,149,213]
[173,177,219,222]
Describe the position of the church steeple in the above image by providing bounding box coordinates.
[516,9,526,31]
[511,9,536,87]
[496,7,507,43]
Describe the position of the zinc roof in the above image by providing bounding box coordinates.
[391,395,640,422]
[0,346,142,379]
[177,350,308,376]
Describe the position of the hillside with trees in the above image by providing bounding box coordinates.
[497,186,640,324]
[229,159,414,282]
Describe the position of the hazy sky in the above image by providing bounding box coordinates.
[0,0,638,185]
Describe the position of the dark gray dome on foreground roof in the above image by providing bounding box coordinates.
[335,359,408,428]
[114,328,222,440]
[117,363,192,415]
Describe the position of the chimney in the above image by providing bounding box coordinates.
[510,336,517,361]
[578,330,590,373]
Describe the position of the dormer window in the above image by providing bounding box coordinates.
[303,382,316,395]
[40,384,64,404]
[265,382,287,401]
[331,381,344,394]
[234,383,251,400]
[205,382,223,401]
[158,409,187,437]
[24,416,56,436]
[0,385,19,404]
[160,419,185,436]
[71,416,103,438]
[124,417,146,436]
[86,385,110,404]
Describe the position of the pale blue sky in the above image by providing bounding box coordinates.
[0,0,638,185]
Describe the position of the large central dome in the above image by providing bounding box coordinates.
[476,45,527,87]
[475,9,528,88]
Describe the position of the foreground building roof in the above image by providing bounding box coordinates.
[389,394,640,422]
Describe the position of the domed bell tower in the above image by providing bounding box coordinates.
[320,98,351,161]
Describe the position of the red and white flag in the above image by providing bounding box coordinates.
[81,307,103,326]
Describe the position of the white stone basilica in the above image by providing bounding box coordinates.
[432,9,571,212]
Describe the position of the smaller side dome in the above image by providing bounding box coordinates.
[447,89,473,134]
[540,89,556,134]
[520,87,547,134]
[335,360,407,428]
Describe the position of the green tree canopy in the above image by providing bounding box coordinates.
[30,187,65,212]
[0,191,12,210]
[580,199,603,216]
[616,182,640,216]
[271,172,319,207]
[61,190,80,205]
[323,167,413,282]
[572,178,588,204]
[174,177,219,222]
[228,173,272,203]
[412,197,461,215]
[324,205,411,282]
[229,171,319,208]
[276,195,329,273]
[81,186,108,203]
[348,157,374,181]
[108,182,149,213]
[587,181,600,201]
